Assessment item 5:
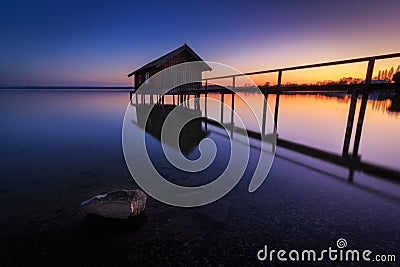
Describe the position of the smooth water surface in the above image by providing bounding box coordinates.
[0,90,399,266]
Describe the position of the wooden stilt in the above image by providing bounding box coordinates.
[274,70,282,132]
[352,59,375,158]
[220,93,224,124]
[342,89,358,157]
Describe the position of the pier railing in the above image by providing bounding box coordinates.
[203,53,400,151]
[202,52,400,180]
[203,52,400,82]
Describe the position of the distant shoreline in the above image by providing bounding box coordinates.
[0,86,133,92]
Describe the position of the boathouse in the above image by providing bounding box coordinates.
[127,44,211,93]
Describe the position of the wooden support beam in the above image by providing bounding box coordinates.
[342,89,358,157]
[220,93,224,124]
[274,70,282,132]
[262,94,268,135]
[230,93,235,125]
[204,93,208,131]
[352,59,375,158]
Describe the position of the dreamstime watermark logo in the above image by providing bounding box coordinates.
[122,61,276,207]
[257,238,396,263]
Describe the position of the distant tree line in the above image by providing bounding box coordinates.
[315,77,363,86]
[375,65,400,82]
[259,64,400,87]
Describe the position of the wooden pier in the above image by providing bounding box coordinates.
[130,52,400,182]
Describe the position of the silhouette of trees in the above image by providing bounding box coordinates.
[263,81,270,87]
[314,77,363,85]
[338,77,363,84]
[388,67,394,80]
[258,64,400,86]
[374,65,400,82]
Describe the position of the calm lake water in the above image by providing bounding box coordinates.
[0,90,399,266]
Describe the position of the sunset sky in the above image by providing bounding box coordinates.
[1,0,399,86]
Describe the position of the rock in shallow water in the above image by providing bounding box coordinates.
[80,189,147,219]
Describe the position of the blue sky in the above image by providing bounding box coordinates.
[1,0,399,86]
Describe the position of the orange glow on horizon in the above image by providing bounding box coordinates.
[203,57,400,87]
[120,57,400,88]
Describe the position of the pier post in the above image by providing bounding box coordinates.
[342,89,358,157]
[231,76,235,136]
[231,76,236,130]
[230,94,234,137]
[230,93,235,126]
[195,94,200,111]
[352,93,369,157]
[205,93,208,130]
[274,70,282,132]
[352,59,375,158]
[220,93,224,124]
[262,94,268,135]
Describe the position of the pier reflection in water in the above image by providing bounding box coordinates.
[127,92,276,189]
[129,91,399,201]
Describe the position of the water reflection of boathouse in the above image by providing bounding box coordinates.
[135,103,207,155]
